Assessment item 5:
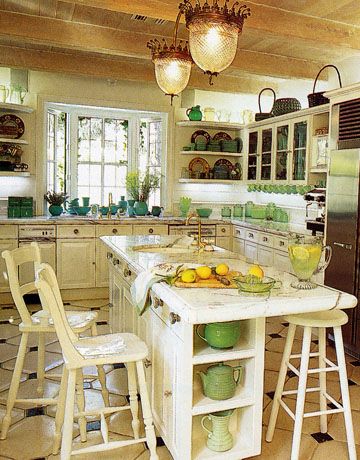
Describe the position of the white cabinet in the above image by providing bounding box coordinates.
[215,236,231,250]
[258,244,274,267]
[133,224,168,236]
[57,238,95,289]
[244,241,258,262]
[232,237,245,255]
[0,239,18,292]
[19,241,56,285]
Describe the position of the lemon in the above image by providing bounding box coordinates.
[291,246,310,260]
[247,264,264,279]
[215,263,229,276]
[195,266,212,280]
[181,269,197,283]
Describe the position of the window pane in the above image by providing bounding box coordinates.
[104,165,116,186]
[89,164,102,186]
[104,140,116,163]
[78,140,90,162]
[90,139,101,162]
[78,164,90,186]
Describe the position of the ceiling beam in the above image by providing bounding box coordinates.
[0,44,275,94]
[0,10,325,80]
[65,0,360,50]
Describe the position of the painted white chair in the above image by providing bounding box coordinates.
[266,310,356,460]
[0,243,109,442]
[36,263,158,459]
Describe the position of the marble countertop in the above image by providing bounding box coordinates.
[101,235,356,324]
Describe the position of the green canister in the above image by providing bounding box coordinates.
[196,321,241,349]
[198,363,243,400]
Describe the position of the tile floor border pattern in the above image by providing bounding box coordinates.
[0,305,359,459]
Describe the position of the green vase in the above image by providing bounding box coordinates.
[134,201,148,216]
[196,321,241,349]
[48,204,63,216]
[201,410,234,452]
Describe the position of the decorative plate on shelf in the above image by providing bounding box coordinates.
[190,130,211,144]
[213,131,232,141]
[214,158,233,172]
[0,114,25,139]
[188,157,210,174]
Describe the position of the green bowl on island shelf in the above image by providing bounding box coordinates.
[196,208,213,218]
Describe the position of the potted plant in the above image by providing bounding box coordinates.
[126,171,160,216]
[44,190,68,216]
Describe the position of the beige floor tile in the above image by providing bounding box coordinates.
[0,324,20,340]
[0,403,24,425]
[279,325,306,341]
[348,365,360,385]
[327,410,360,445]
[0,378,59,409]
[136,445,173,459]
[0,415,56,459]
[46,341,62,354]
[263,370,282,394]
[262,397,334,435]
[109,405,144,437]
[266,337,315,354]
[311,439,360,459]
[69,299,110,308]
[263,394,272,411]
[283,375,341,404]
[0,368,26,392]
[264,351,284,372]
[0,343,19,363]
[92,368,128,395]
[265,322,285,335]
[0,308,19,322]
[6,332,57,348]
[349,384,360,411]
[253,426,317,459]
[2,350,63,373]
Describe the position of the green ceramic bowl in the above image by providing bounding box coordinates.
[73,206,91,216]
[234,275,281,294]
[196,208,212,218]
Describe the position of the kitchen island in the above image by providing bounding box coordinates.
[102,235,357,460]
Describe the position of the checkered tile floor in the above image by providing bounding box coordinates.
[0,303,359,459]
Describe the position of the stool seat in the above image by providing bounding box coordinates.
[283,310,348,328]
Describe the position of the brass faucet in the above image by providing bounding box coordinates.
[185,213,204,249]
[107,192,113,220]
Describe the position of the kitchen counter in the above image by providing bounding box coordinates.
[102,235,352,324]
[102,235,357,460]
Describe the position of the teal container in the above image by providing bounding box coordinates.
[127,199,136,217]
[134,201,148,216]
[48,204,63,216]
[8,206,21,218]
[21,207,33,217]
[118,196,127,212]
[186,105,202,121]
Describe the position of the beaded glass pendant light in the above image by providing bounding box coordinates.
[148,12,193,104]
[179,0,250,84]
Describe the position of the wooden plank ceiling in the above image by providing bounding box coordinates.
[0,0,359,93]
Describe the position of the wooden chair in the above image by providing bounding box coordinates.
[36,262,158,459]
[266,310,356,460]
[0,243,109,442]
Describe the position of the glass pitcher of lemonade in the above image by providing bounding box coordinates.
[288,234,332,289]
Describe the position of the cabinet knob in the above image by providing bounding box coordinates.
[124,267,132,277]
[109,302,113,309]
[149,228,154,234]
[164,390,172,397]
[263,237,268,242]
[112,228,118,234]
[107,252,113,259]
[169,312,181,324]
[144,358,152,368]
[249,232,253,238]
[153,297,164,308]
[279,241,285,246]
[221,228,226,233]
[74,229,79,234]
[112,258,119,265]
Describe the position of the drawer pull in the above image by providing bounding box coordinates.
[112,228,118,234]
[144,359,152,368]
[169,312,181,324]
[263,237,268,242]
[153,297,164,308]
[248,232,254,238]
[279,241,285,247]
[107,252,113,259]
[149,228,154,234]
[112,258,119,265]
[109,302,113,309]
[74,229,79,234]
[221,228,226,233]
[124,268,132,277]
[164,390,172,397]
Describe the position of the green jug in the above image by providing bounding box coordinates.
[186,105,202,121]
[196,321,241,349]
[201,410,234,452]
[198,363,243,400]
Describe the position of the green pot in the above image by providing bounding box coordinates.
[134,201,148,216]
[196,321,241,349]
[198,363,243,400]
[186,105,202,121]
[48,204,63,216]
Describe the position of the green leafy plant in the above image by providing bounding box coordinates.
[126,171,160,202]
[44,190,68,206]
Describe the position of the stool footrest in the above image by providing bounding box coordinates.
[14,397,57,405]
[290,352,320,359]
[76,405,130,418]
[282,386,320,397]
[71,436,147,456]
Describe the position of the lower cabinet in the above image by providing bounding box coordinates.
[19,241,56,285]
[0,239,18,292]
[244,240,258,262]
[257,244,274,266]
[215,236,231,250]
[232,237,245,256]
[56,238,95,289]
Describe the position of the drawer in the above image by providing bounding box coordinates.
[57,225,95,238]
[216,225,231,237]
[110,255,137,285]
[258,232,273,248]
[0,225,18,239]
[96,225,132,237]
[245,229,259,243]
[273,235,288,251]
[133,225,168,236]
[150,294,183,340]
[233,226,245,239]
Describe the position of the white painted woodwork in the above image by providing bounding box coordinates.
[56,238,95,289]
[215,236,231,251]
[57,225,95,239]
[0,225,18,239]
[232,237,245,256]
[257,244,274,267]
[18,241,56,285]
[132,225,168,236]
[244,240,258,262]
[216,225,231,237]
[0,240,18,292]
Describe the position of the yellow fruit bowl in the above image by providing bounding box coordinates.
[234,275,281,295]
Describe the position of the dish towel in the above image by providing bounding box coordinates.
[130,270,165,316]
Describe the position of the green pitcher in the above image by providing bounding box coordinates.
[201,410,234,452]
[186,105,202,121]
[196,321,241,349]
[198,363,243,400]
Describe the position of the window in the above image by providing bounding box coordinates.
[46,104,167,208]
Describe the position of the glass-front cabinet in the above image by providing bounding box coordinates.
[292,119,307,182]
[260,128,272,180]
[274,124,289,182]
[247,131,258,180]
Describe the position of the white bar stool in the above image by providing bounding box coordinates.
[266,310,356,460]
[36,263,158,460]
[0,243,109,442]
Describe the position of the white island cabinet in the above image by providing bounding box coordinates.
[101,235,357,460]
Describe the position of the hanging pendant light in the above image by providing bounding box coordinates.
[179,0,250,84]
[148,12,193,104]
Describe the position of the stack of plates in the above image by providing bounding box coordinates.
[196,141,207,151]
[221,140,238,152]
[207,140,221,152]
